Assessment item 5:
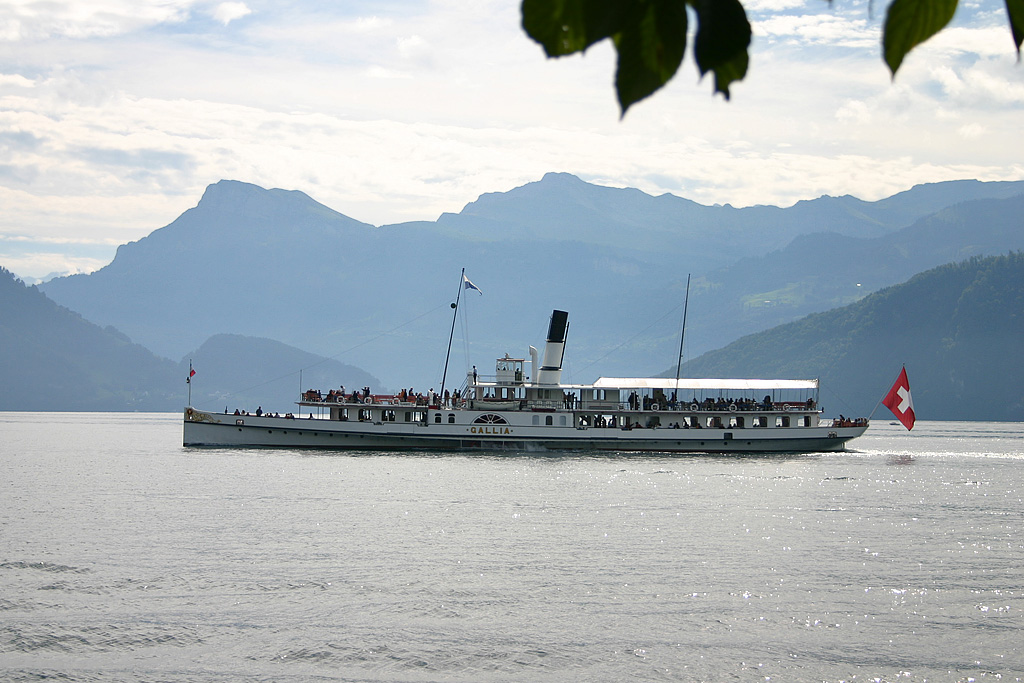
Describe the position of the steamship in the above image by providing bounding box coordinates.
[182,309,869,453]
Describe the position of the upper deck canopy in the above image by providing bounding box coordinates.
[591,377,819,391]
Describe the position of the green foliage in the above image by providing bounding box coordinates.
[883,0,958,75]
[1009,0,1024,53]
[677,253,1024,421]
[522,0,1023,113]
[0,266,180,410]
[522,0,750,113]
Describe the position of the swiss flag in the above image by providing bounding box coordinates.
[882,366,915,430]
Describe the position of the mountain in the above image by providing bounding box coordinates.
[673,253,1024,422]
[434,174,1024,248]
[681,192,1024,355]
[0,266,179,410]
[0,265,384,412]
[38,175,1024,390]
[183,334,385,416]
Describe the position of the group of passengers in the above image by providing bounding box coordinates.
[624,393,816,412]
[228,407,295,419]
[303,386,374,404]
[301,385,467,408]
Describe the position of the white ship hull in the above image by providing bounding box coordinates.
[183,407,867,453]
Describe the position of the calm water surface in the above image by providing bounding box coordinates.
[1,413,1022,682]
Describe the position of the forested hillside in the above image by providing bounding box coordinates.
[0,267,179,410]
[676,253,1024,421]
[0,267,385,412]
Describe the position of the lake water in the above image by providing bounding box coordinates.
[1,413,1022,682]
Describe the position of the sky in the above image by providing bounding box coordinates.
[1,0,1022,281]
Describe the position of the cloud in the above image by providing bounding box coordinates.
[397,34,429,59]
[0,0,199,40]
[755,13,876,48]
[211,2,251,26]
[958,123,985,139]
[0,0,1020,283]
[1,234,123,246]
[0,73,36,88]
[0,252,109,282]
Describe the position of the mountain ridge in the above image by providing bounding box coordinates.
[37,173,1024,389]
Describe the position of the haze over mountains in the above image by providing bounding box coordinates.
[2,173,1021,417]
[39,174,1024,383]
[0,266,382,411]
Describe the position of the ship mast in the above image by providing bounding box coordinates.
[674,274,691,388]
[439,268,465,404]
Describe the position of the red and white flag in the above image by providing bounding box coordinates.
[882,366,915,430]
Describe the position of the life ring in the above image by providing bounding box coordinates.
[365,396,373,404]
[783,404,792,411]
[651,403,660,411]
[186,407,194,419]
[690,403,699,411]
[729,403,737,412]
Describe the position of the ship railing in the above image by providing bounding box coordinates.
[574,401,820,413]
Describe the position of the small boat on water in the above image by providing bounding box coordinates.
[183,309,869,453]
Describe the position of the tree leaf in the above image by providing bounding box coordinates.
[710,49,749,100]
[612,0,689,114]
[522,0,628,56]
[1006,0,1024,55]
[690,0,752,77]
[883,0,959,76]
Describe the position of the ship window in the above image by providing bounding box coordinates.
[545,415,553,426]
[559,415,567,426]
[448,414,455,423]
[434,414,442,423]
[776,416,790,428]
[532,415,540,425]
[404,411,411,422]
[473,414,509,425]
